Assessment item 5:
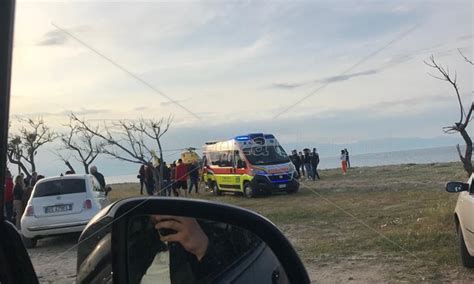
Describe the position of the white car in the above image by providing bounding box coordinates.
[446,173,474,267]
[21,174,110,248]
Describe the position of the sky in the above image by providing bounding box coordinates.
[8,0,474,176]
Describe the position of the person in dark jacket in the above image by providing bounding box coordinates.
[311,148,320,180]
[145,163,156,196]
[161,162,172,196]
[188,161,200,194]
[4,169,14,223]
[138,165,146,195]
[13,175,25,229]
[290,150,301,178]
[344,148,351,168]
[90,165,106,189]
[303,149,313,181]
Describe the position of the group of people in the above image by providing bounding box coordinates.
[138,159,201,197]
[340,148,351,175]
[290,148,320,181]
[3,169,44,229]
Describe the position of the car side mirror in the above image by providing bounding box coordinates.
[446,182,469,193]
[76,198,309,284]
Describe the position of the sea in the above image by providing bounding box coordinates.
[105,145,465,184]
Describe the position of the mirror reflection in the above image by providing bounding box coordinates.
[127,215,288,284]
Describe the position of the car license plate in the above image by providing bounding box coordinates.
[278,184,287,188]
[44,204,73,214]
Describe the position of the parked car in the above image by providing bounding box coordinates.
[446,173,474,267]
[20,174,110,248]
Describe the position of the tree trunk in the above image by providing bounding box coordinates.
[64,161,76,174]
[459,128,473,176]
[158,140,165,196]
[83,162,89,174]
[30,151,36,172]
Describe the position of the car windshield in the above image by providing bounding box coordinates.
[4,1,474,283]
[33,179,86,198]
[243,145,290,166]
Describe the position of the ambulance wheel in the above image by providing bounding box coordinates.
[244,182,254,198]
[212,182,222,196]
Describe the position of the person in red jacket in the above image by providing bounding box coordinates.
[175,159,188,197]
[3,169,14,223]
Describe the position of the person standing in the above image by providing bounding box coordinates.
[4,169,14,223]
[345,148,351,168]
[340,150,348,175]
[303,149,313,181]
[145,163,155,196]
[311,148,321,180]
[175,159,188,197]
[161,162,172,196]
[170,162,179,196]
[188,161,200,195]
[13,175,25,229]
[90,166,106,190]
[298,151,305,177]
[290,150,301,178]
[138,165,146,195]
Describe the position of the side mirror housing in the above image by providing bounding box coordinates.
[76,198,309,284]
[446,182,469,193]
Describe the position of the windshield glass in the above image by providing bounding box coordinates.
[34,179,86,198]
[243,145,290,166]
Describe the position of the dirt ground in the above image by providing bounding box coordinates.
[28,234,79,283]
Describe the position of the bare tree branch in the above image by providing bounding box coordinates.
[459,48,474,65]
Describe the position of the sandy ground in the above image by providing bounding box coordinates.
[27,234,79,283]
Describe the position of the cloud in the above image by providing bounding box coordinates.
[270,69,379,90]
[36,25,90,46]
[134,106,148,111]
[60,108,110,116]
[160,99,187,107]
[37,30,69,46]
[320,69,378,83]
[458,34,474,41]
[13,108,110,118]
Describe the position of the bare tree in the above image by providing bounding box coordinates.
[425,55,473,175]
[71,113,173,195]
[7,118,57,176]
[57,116,105,174]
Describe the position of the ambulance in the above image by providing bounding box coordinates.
[202,133,299,197]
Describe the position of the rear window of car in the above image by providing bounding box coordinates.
[33,179,86,198]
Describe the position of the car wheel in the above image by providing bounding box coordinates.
[458,224,474,268]
[244,182,254,198]
[22,236,37,249]
[212,182,222,196]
